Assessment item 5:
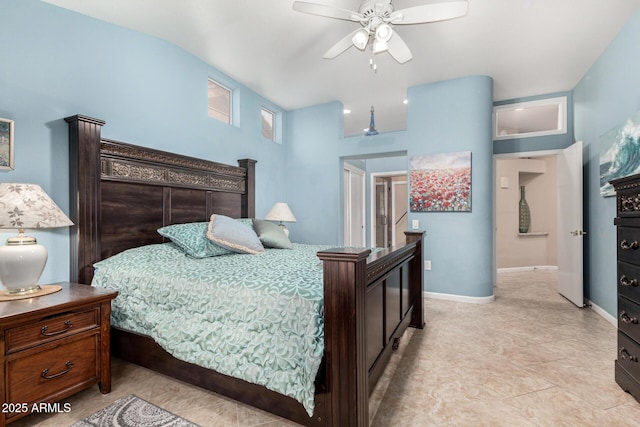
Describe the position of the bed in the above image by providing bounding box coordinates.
[65,114,425,426]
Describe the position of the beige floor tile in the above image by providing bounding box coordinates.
[503,386,610,426]
[11,270,639,426]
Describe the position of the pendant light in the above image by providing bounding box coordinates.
[365,106,379,136]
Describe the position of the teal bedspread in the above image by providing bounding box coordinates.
[92,242,332,415]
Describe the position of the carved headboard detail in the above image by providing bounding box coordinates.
[66,115,256,285]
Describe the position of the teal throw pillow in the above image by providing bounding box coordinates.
[158,222,232,258]
[253,219,292,249]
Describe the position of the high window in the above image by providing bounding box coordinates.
[208,79,232,124]
[261,107,275,141]
[493,96,567,141]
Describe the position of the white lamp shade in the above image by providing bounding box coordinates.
[265,203,296,223]
[0,183,72,294]
[265,203,296,237]
[0,183,73,230]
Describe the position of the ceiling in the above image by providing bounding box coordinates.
[41,0,640,136]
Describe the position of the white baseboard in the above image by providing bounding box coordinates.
[497,265,558,273]
[587,299,617,327]
[424,291,495,304]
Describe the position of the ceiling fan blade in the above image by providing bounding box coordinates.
[323,28,362,59]
[386,31,413,64]
[390,0,468,25]
[293,1,362,22]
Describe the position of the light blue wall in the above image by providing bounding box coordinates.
[287,76,495,298]
[2,0,497,301]
[407,77,494,298]
[0,0,287,284]
[493,91,575,154]
[574,9,640,315]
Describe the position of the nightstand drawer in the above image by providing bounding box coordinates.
[6,333,99,406]
[5,308,99,354]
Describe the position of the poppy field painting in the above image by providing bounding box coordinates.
[409,151,471,212]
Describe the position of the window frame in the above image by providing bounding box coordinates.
[261,107,276,142]
[208,78,233,125]
[493,96,567,141]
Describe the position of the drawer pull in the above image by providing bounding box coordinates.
[620,348,639,363]
[620,275,639,287]
[620,311,639,324]
[41,320,73,336]
[621,240,640,250]
[41,361,74,380]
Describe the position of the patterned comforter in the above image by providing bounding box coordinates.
[92,242,332,415]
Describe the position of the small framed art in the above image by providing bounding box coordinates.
[0,118,14,170]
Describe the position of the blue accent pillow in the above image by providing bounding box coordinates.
[207,214,265,254]
[253,219,292,249]
[158,222,232,258]
[235,218,254,228]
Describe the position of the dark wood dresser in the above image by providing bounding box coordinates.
[612,173,640,401]
[0,283,117,426]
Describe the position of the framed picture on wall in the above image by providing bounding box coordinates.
[599,111,640,197]
[0,118,14,171]
[410,151,472,212]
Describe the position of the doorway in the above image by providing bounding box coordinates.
[494,154,558,269]
[372,172,408,248]
[493,142,584,307]
[341,152,408,248]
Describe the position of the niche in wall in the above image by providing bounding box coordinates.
[496,156,558,269]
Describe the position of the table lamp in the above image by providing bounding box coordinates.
[265,202,296,236]
[0,183,73,295]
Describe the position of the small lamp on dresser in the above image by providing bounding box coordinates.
[265,202,296,237]
[0,183,73,295]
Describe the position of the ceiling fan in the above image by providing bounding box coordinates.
[292,0,469,65]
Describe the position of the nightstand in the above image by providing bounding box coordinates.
[0,282,118,426]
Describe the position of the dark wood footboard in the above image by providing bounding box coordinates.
[318,231,424,426]
[66,114,425,427]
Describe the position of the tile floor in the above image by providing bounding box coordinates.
[12,270,640,426]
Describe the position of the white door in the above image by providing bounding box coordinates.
[557,141,585,307]
[343,165,365,246]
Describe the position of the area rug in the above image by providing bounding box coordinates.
[71,394,200,427]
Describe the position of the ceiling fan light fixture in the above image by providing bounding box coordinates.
[373,40,388,54]
[294,0,468,65]
[352,28,370,50]
[375,23,393,43]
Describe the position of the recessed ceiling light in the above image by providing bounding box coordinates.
[403,99,408,104]
[343,109,351,114]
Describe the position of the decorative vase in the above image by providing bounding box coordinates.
[519,186,530,233]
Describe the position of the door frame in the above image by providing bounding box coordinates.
[492,148,563,285]
[343,163,366,247]
[370,170,407,248]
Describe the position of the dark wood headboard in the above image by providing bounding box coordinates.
[65,115,256,285]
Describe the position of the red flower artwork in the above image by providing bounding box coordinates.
[410,152,471,212]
